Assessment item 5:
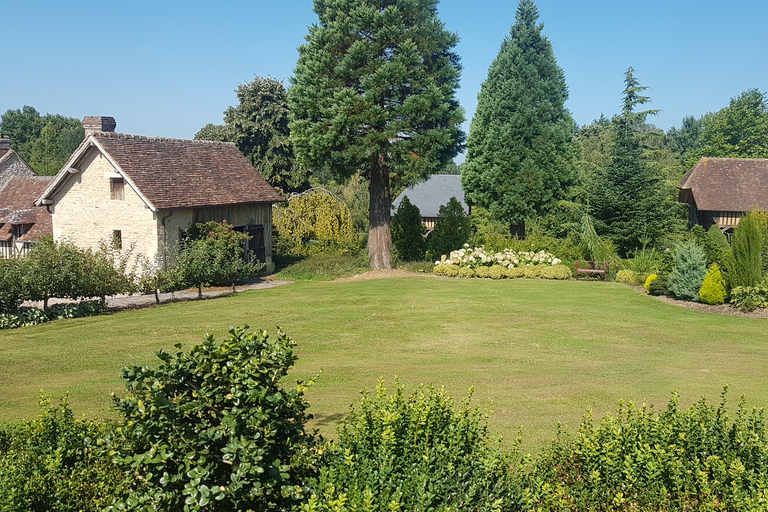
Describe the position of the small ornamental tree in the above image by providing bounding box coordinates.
[668,240,708,300]
[391,196,426,261]
[427,197,470,261]
[112,326,319,511]
[23,236,87,309]
[731,211,763,288]
[177,221,263,298]
[0,256,25,313]
[699,263,727,305]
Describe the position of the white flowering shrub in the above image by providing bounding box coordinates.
[434,244,561,269]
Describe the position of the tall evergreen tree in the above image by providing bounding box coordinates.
[461,0,576,237]
[289,0,465,269]
[588,67,682,255]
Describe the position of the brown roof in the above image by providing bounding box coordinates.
[0,176,54,240]
[90,132,284,209]
[679,158,768,212]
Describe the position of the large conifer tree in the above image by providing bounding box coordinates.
[289,0,465,269]
[461,0,575,237]
[588,67,682,255]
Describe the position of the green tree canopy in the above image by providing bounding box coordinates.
[289,0,465,269]
[0,107,84,175]
[696,88,768,159]
[461,0,576,237]
[391,196,427,261]
[195,77,309,194]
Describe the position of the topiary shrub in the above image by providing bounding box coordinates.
[523,266,541,279]
[540,264,573,280]
[474,266,491,278]
[302,381,518,511]
[668,241,708,300]
[444,265,460,277]
[699,263,727,305]
[644,273,658,292]
[648,275,669,296]
[505,266,525,279]
[458,266,474,278]
[615,269,640,285]
[112,326,320,511]
[730,284,768,311]
[391,196,427,261]
[433,264,448,276]
[488,265,505,279]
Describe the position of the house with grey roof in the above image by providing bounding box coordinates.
[391,174,468,232]
[0,136,36,192]
[679,157,768,234]
[36,116,284,270]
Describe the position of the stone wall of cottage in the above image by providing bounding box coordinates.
[50,148,159,262]
[0,153,37,192]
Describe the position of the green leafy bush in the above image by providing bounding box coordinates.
[530,390,768,510]
[467,206,512,253]
[648,274,670,296]
[301,382,518,512]
[445,265,460,277]
[731,211,764,288]
[112,326,319,511]
[0,256,25,313]
[433,264,448,276]
[504,266,525,278]
[488,265,504,279]
[427,197,470,261]
[0,395,121,512]
[538,264,573,280]
[668,240,708,300]
[699,263,728,305]
[391,196,427,261]
[730,284,768,311]
[0,301,109,330]
[474,266,490,278]
[523,265,541,278]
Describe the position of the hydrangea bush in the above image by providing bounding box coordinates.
[435,244,561,269]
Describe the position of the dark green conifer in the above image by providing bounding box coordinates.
[391,196,427,262]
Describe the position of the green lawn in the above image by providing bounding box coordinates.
[2,276,768,449]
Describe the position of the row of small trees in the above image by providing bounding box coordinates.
[391,196,471,263]
[0,221,263,317]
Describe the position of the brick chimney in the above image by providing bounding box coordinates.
[82,116,117,136]
[0,136,10,158]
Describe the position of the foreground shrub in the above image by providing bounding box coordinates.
[302,382,519,512]
[730,283,768,312]
[668,240,707,300]
[0,395,120,512]
[531,390,768,510]
[699,263,728,305]
[112,326,319,511]
[538,264,573,280]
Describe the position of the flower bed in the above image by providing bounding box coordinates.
[434,245,570,280]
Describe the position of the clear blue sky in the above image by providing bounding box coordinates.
[4,0,768,159]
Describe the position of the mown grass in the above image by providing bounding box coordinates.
[2,275,768,449]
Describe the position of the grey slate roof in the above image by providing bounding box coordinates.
[391,174,467,218]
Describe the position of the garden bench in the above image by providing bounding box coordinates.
[575,261,608,281]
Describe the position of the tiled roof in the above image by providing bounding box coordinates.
[91,132,284,210]
[679,158,768,211]
[391,174,467,218]
[0,176,54,240]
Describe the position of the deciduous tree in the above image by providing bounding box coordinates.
[461,0,576,237]
[697,89,768,159]
[289,0,465,269]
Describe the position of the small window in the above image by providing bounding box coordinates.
[112,230,122,249]
[110,178,125,201]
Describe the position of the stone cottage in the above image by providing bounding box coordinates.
[0,136,36,192]
[0,176,54,257]
[36,117,284,271]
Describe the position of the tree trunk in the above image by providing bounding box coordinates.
[368,155,392,270]
[197,285,203,299]
[154,289,160,305]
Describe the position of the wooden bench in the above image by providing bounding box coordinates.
[575,261,608,281]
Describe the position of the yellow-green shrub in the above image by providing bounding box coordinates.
[504,267,525,279]
[445,265,459,277]
[644,273,658,292]
[458,267,474,278]
[433,265,448,276]
[615,269,640,285]
[474,266,491,278]
[540,264,573,280]
[699,263,727,305]
[523,266,541,279]
[488,266,504,279]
